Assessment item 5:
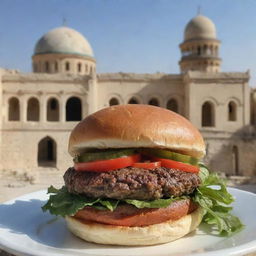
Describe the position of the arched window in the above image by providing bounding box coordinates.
[128,97,139,104]
[47,98,59,121]
[202,101,215,127]
[215,46,218,56]
[90,66,93,75]
[66,97,82,121]
[197,46,201,56]
[8,97,20,121]
[65,62,70,71]
[203,45,207,55]
[85,64,88,73]
[148,98,159,106]
[232,146,239,175]
[167,99,178,113]
[55,61,58,72]
[38,136,56,167]
[228,101,237,121]
[109,98,119,106]
[27,97,39,121]
[45,61,49,72]
[78,63,81,73]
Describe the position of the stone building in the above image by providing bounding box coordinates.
[0,15,255,176]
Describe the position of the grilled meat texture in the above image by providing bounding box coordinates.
[64,167,201,200]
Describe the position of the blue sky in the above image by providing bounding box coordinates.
[0,0,256,85]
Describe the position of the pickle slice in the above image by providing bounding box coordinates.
[140,148,199,166]
[75,149,136,163]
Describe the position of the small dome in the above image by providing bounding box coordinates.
[34,27,94,57]
[184,15,216,41]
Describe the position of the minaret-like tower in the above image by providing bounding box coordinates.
[179,15,221,73]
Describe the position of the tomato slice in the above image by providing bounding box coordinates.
[154,157,199,173]
[132,161,161,170]
[74,154,141,172]
[74,199,197,227]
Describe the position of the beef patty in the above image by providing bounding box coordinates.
[64,167,201,200]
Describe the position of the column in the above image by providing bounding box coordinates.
[88,74,98,114]
[59,95,66,123]
[40,95,47,123]
[21,96,27,122]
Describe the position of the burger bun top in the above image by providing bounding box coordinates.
[68,104,205,158]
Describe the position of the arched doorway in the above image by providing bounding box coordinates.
[66,97,82,121]
[38,136,56,167]
[202,101,215,127]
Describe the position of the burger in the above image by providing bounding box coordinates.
[42,104,243,246]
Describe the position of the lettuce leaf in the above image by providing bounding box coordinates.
[42,186,102,217]
[125,196,187,209]
[194,163,244,236]
[42,185,185,217]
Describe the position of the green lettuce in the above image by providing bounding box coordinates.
[42,185,185,217]
[124,197,186,209]
[194,163,244,236]
[42,164,244,236]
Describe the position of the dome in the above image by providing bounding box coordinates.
[184,15,216,41]
[34,27,94,57]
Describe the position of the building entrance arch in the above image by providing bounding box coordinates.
[38,136,56,167]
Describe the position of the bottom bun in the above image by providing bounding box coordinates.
[65,207,203,246]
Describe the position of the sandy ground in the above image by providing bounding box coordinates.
[0,168,256,256]
[0,168,64,203]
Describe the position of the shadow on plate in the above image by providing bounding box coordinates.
[0,199,127,250]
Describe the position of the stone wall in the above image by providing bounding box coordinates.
[202,127,256,176]
[97,73,185,114]
[2,129,73,172]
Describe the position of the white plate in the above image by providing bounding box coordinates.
[0,188,255,256]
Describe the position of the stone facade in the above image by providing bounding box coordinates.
[0,15,255,176]
[1,72,91,171]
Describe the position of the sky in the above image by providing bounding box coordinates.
[0,0,256,85]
